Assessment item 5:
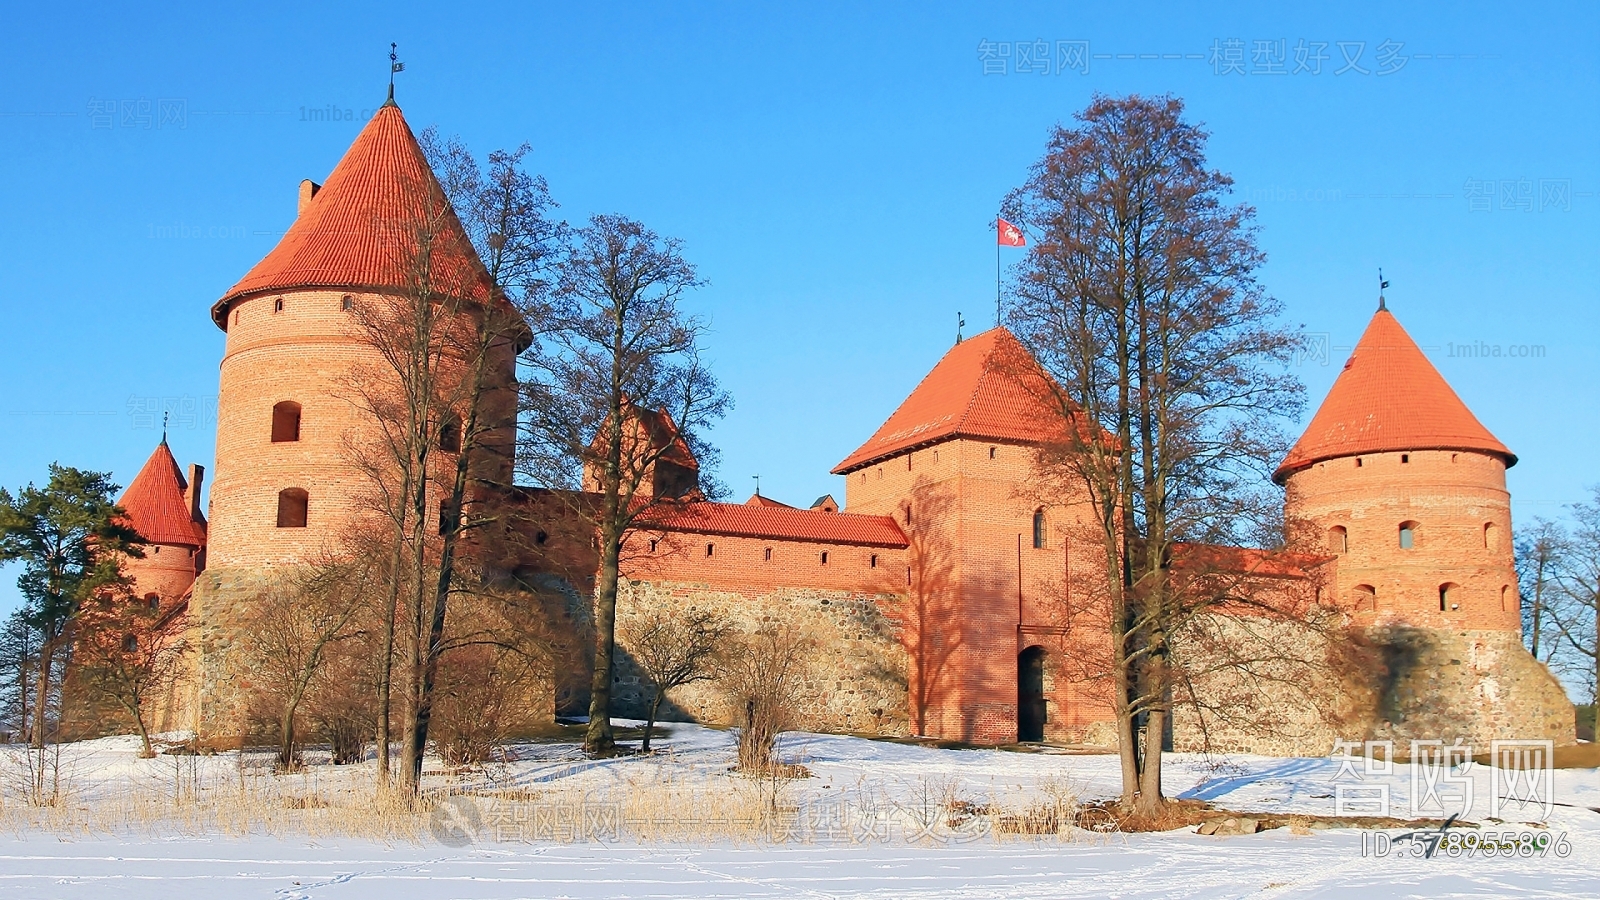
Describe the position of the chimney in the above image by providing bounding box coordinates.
[185,464,206,522]
[298,179,321,216]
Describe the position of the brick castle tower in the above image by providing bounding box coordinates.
[190,98,505,743]
[1277,302,1571,744]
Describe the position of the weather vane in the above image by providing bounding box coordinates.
[388,43,405,102]
[956,311,966,344]
[752,474,761,497]
[161,410,169,444]
[1378,268,1390,311]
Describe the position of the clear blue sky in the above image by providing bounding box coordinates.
[1,2,1596,615]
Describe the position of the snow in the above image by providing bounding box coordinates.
[0,725,1593,898]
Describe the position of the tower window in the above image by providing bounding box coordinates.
[233,309,240,326]
[271,401,302,443]
[145,593,160,611]
[438,415,461,453]
[989,446,997,459]
[1501,585,1510,611]
[273,297,284,313]
[1032,508,1047,549]
[535,530,548,545]
[1354,584,1376,610]
[820,551,829,565]
[706,543,715,557]
[1398,522,1417,550]
[870,554,878,568]
[906,566,912,586]
[1328,525,1348,553]
[341,294,354,311]
[1439,583,1460,611]
[906,454,912,471]
[1484,522,1498,550]
[649,539,658,552]
[276,488,309,528]
[1356,458,1363,468]
[1401,454,1409,464]
[763,547,772,561]
[122,634,138,653]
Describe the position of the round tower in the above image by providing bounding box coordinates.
[116,439,207,607]
[1276,306,1519,632]
[1277,303,1572,745]
[205,101,504,571]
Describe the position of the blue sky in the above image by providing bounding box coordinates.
[1,2,1596,614]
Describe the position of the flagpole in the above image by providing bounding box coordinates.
[995,229,1002,327]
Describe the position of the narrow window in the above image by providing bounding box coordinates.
[870,554,878,568]
[706,543,715,557]
[153,545,160,555]
[535,530,548,545]
[877,467,883,480]
[1328,525,1348,553]
[1356,458,1364,468]
[341,294,354,311]
[438,501,454,535]
[906,566,912,586]
[273,297,284,313]
[1439,584,1452,611]
[989,446,997,459]
[271,401,301,442]
[438,415,461,453]
[1399,522,1417,550]
[276,488,308,528]
[649,539,658,553]
[122,634,138,653]
[1500,585,1510,611]
[1401,454,1410,464]
[145,593,160,611]
[763,547,772,561]
[1032,508,1047,549]
[1355,584,1376,610]
[820,551,829,565]
[906,454,912,471]
[932,450,938,463]
[1451,453,1458,463]
[233,309,240,326]
[1483,522,1498,550]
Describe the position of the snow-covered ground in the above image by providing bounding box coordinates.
[0,725,1593,898]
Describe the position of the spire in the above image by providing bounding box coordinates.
[212,102,490,327]
[119,442,206,547]
[1274,307,1515,483]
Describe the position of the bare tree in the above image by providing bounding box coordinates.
[69,591,188,758]
[345,131,559,792]
[1004,94,1305,814]
[246,561,369,770]
[1517,517,1567,663]
[722,623,815,774]
[520,214,730,755]
[623,607,730,751]
[1547,490,1600,712]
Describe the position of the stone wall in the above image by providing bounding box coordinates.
[606,578,911,736]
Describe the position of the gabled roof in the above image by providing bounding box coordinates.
[212,102,491,327]
[833,328,1075,474]
[1274,307,1515,483]
[744,493,794,508]
[637,501,908,548]
[118,442,205,548]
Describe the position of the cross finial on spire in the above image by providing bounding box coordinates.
[386,42,405,105]
[161,411,169,445]
[1378,268,1390,312]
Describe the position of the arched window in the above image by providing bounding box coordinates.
[1439,583,1460,611]
[276,488,308,528]
[273,297,284,313]
[1033,508,1047,549]
[438,415,461,453]
[145,593,160,611]
[763,547,772,561]
[1328,525,1348,553]
[706,543,715,557]
[820,551,829,565]
[1500,585,1511,611]
[1398,521,1418,550]
[271,401,301,443]
[1354,584,1377,611]
[1484,522,1498,550]
[870,554,878,568]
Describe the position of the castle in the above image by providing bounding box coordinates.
[83,100,1573,753]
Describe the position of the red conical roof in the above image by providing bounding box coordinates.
[1274,308,1515,483]
[118,442,206,547]
[212,102,491,327]
[833,328,1074,474]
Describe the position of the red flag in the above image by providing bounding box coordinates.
[997,217,1026,247]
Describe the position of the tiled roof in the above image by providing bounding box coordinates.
[118,442,206,548]
[638,501,908,548]
[1170,543,1332,580]
[833,328,1075,474]
[212,103,491,327]
[744,494,794,508]
[1275,308,1515,483]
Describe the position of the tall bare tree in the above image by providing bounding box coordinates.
[346,131,559,792]
[1004,94,1304,814]
[1547,490,1600,711]
[1516,517,1567,662]
[623,607,730,751]
[520,213,729,755]
[70,591,188,758]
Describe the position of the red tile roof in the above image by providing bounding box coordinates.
[744,493,794,508]
[833,328,1077,474]
[638,501,908,548]
[212,103,492,327]
[1170,543,1332,580]
[118,442,206,548]
[1274,308,1515,483]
